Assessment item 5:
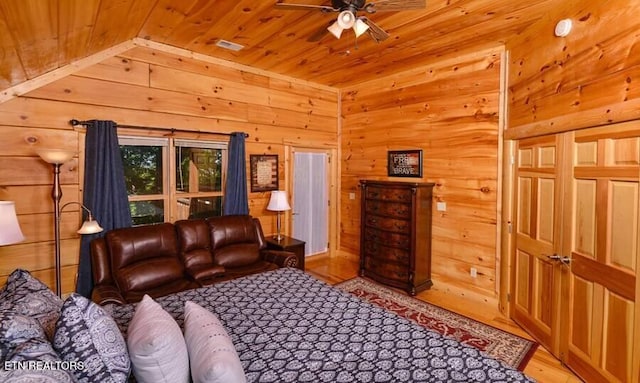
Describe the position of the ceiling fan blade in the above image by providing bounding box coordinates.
[361,17,389,43]
[368,0,426,12]
[274,2,338,13]
[307,20,333,42]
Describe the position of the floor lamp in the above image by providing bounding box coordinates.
[37,149,104,297]
[0,201,25,246]
[267,190,291,241]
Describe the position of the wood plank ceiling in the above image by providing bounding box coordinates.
[0,0,561,90]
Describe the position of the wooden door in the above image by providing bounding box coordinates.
[564,125,640,383]
[512,135,566,355]
[511,123,640,382]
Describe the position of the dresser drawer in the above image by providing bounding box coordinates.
[363,242,409,265]
[364,257,409,282]
[364,215,410,234]
[364,200,410,219]
[364,227,410,248]
[365,186,413,203]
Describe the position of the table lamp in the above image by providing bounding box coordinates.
[266,190,290,241]
[0,201,25,246]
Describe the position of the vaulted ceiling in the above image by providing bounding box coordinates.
[0,0,561,90]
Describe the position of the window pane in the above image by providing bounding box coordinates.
[129,200,164,225]
[175,197,222,220]
[176,147,222,193]
[120,145,163,195]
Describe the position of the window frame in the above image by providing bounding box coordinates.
[119,135,228,224]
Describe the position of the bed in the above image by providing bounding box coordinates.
[106,268,535,382]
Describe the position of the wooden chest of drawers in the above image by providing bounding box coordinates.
[359,180,435,295]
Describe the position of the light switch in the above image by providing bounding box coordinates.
[349,192,356,200]
[436,202,446,212]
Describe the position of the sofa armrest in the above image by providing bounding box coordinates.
[92,284,126,306]
[261,250,298,268]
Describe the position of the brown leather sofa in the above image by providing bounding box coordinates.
[91,215,298,305]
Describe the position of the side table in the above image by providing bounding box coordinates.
[265,235,306,270]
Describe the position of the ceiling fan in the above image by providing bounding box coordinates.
[275,0,426,43]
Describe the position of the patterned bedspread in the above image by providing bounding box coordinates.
[106,268,535,382]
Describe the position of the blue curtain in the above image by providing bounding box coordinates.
[223,132,249,215]
[76,120,132,298]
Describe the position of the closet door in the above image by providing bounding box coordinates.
[511,124,640,383]
[512,135,566,355]
[565,126,640,383]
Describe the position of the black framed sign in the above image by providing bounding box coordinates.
[387,150,423,177]
[250,154,279,192]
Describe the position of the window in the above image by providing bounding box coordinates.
[119,136,227,225]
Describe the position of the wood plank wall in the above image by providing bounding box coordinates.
[340,48,503,297]
[0,46,338,294]
[506,0,640,136]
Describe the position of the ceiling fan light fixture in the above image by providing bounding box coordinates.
[336,10,356,29]
[353,18,369,37]
[327,20,344,39]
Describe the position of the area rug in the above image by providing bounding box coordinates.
[335,277,538,371]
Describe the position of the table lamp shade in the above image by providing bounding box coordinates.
[267,191,291,211]
[0,201,25,246]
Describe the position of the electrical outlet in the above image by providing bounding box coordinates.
[436,202,446,211]
[349,192,356,200]
[470,267,478,278]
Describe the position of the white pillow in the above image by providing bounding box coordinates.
[184,301,247,383]
[127,295,189,383]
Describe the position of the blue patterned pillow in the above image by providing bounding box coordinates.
[0,312,49,363]
[53,293,130,383]
[0,269,63,340]
[0,334,76,382]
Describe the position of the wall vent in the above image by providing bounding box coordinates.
[215,39,244,51]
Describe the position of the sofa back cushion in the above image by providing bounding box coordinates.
[208,215,262,268]
[106,223,184,294]
[175,219,214,271]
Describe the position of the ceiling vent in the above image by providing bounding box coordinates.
[215,39,244,51]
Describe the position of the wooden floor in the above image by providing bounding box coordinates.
[306,253,584,383]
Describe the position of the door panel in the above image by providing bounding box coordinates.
[512,135,563,354]
[566,127,639,383]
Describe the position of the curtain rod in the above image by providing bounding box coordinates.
[69,119,249,138]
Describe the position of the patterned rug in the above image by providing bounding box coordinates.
[335,277,538,371]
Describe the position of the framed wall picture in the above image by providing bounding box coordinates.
[387,150,423,177]
[250,154,279,192]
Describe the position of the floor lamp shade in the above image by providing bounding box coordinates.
[36,148,76,164]
[0,201,25,246]
[267,191,291,241]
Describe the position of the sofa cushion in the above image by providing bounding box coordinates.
[53,293,130,383]
[0,269,63,340]
[127,295,189,383]
[216,260,279,282]
[213,243,262,268]
[184,301,246,383]
[208,216,261,267]
[106,223,186,293]
[176,219,213,267]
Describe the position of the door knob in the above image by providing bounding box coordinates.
[545,254,571,265]
[546,254,562,261]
